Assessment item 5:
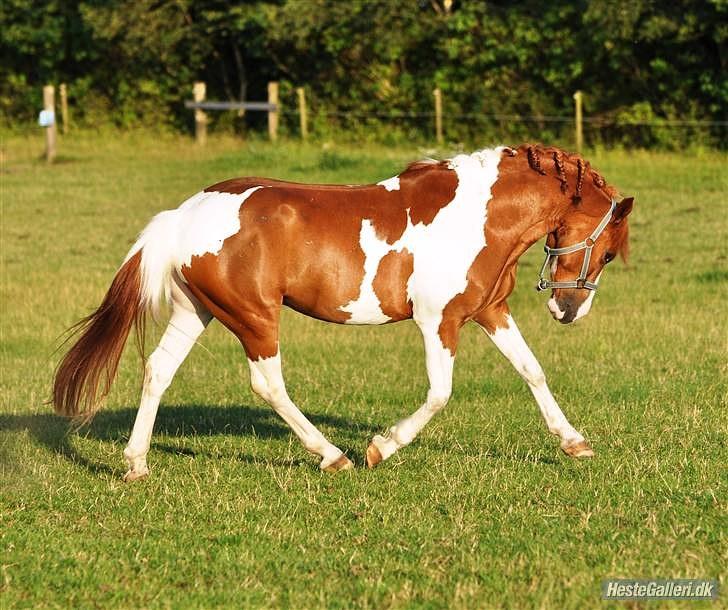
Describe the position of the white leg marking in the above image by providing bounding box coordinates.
[342,147,508,325]
[574,272,602,321]
[248,352,346,469]
[370,321,454,462]
[123,298,211,480]
[480,315,584,445]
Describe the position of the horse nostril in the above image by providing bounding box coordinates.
[559,301,577,324]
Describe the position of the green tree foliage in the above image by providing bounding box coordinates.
[1,0,725,146]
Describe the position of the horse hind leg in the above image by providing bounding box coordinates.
[123,277,211,481]
[236,311,352,472]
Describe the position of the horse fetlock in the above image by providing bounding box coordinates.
[320,453,354,473]
[123,447,150,480]
[561,438,595,458]
[366,434,398,468]
[426,390,451,411]
[123,466,150,482]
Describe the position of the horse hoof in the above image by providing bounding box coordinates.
[321,454,354,473]
[561,439,594,458]
[365,442,383,468]
[123,468,149,482]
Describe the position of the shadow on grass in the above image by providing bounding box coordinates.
[0,404,378,478]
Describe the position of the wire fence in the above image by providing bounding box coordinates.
[180,80,728,150]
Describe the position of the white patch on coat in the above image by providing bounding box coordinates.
[547,297,565,320]
[124,186,262,318]
[175,188,263,265]
[377,175,400,191]
[340,147,507,333]
[574,272,602,321]
[338,220,393,324]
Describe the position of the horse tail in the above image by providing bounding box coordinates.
[52,209,182,420]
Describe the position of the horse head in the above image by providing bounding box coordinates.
[542,192,633,324]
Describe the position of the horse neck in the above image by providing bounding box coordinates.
[490,168,572,257]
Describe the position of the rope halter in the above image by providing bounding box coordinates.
[536,199,617,292]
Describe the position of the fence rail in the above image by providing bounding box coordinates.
[184,101,277,112]
[39,81,727,162]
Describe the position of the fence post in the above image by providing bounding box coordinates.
[573,90,583,153]
[59,83,69,135]
[43,85,57,162]
[268,81,279,142]
[193,82,207,145]
[433,87,443,145]
[296,87,308,141]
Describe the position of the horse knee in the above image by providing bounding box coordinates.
[520,362,545,387]
[249,375,269,401]
[266,383,290,407]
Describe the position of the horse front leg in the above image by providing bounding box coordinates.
[474,308,594,457]
[366,318,457,467]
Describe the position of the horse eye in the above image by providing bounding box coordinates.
[603,252,615,264]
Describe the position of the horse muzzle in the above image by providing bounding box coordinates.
[547,296,578,324]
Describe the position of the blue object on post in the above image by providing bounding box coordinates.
[39,110,55,127]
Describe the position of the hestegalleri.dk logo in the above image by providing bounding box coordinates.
[602,579,718,600]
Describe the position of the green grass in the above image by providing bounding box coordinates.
[1,131,726,609]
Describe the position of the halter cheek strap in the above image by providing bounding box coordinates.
[536,199,617,292]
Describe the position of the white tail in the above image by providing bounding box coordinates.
[124,209,182,321]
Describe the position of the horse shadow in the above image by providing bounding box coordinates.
[0,404,380,478]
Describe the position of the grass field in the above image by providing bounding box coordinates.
[1,131,726,609]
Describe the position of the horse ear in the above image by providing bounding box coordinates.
[613,197,634,224]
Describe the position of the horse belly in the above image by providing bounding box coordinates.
[281,249,409,325]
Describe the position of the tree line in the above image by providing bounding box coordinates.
[2,0,725,148]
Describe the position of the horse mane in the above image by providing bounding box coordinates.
[520,144,628,260]
[401,146,627,259]
[519,144,618,203]
[404,158,448,173]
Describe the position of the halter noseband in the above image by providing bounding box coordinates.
[536,199,617,292]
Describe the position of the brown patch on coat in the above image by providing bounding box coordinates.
[372,249,414,320]
[472,303,511,334]
[400,161,458,226]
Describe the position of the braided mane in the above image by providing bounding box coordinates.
[521,144,628,260]
[521,144,616,203]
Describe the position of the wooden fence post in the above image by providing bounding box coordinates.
[43,85,56,162]
[268,82,279,142]
[193,82,207,145]
[433,87,443,145]
[573,90,583,153]
[296,87,308,141]
[59,83,69,135]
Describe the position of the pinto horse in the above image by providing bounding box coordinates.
[53,144,633,480]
